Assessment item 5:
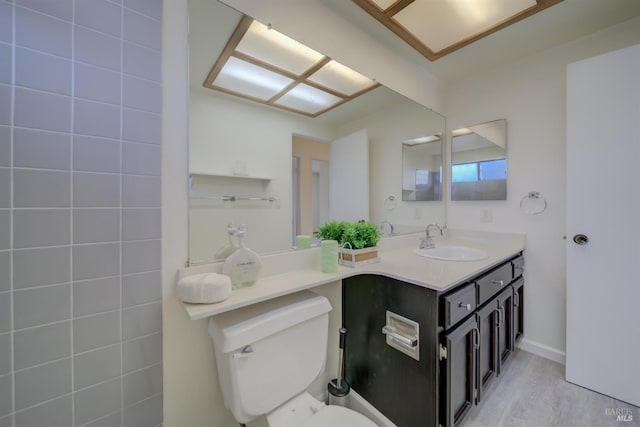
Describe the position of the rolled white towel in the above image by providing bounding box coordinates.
[177,273,232,304]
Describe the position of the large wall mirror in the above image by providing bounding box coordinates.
[187,0,446,264]
[451,119,507,201]
[402,135,442,201]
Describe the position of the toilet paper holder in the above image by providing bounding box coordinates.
[382,310,420,361]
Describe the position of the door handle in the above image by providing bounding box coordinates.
[573,234,589,245]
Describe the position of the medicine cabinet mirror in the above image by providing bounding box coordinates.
[402,135,443,201]
[187,0,446,264]
[451,119,507,201]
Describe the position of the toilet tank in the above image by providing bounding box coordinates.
[208,291,332,424]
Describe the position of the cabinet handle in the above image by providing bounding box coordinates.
[472,327,480,349]
[494,308,501,327]
[514,292,520,307]
[492,279,505,286]
[458,302,472,311]
[499,306,505,325]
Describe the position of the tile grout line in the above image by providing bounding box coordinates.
[119,1,125,424]
[70,0,76,425]
[9,2,15,426]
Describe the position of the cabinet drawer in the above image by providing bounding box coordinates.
[512,256,525,278]
[444,284,476,329]
[477,263,512,305]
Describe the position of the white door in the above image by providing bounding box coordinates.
[329,129,369,222]
[566,44,640,406]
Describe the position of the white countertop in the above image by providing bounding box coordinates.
[180,230,525,320]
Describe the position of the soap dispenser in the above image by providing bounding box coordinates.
[214,224,238,260]
[222,225,261,289]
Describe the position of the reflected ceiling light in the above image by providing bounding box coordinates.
[203,15,379,117]
[403,134,442,145]
[452,128,472,137]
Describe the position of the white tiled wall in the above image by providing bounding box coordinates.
[0,0,163,425]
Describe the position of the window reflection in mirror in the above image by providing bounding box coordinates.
[451,119,507,201]
[402,135,443,201]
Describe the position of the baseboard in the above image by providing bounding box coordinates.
[519,338,566,365]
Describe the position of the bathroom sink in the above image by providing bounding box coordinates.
[414,246,488,261]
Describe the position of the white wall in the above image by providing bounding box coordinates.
[445,16,640,360]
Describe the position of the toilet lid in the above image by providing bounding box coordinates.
[299,405,378,427]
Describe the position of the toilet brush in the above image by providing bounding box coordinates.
[328,328,350,407]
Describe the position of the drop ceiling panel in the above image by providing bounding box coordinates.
[275,83,343,114]
[371,0,397,10]
[236,20,325,74]
[394,0,537,53]
[308,60,376,96]
[213,57,294,100]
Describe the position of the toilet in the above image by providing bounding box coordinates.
[208,291,378,427]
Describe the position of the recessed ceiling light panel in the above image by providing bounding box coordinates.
[308,60,376,96]
[213,56,294,100]
[275,84,343,114]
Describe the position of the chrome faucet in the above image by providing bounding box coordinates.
[380,220,394,236]
[420,223,444,249]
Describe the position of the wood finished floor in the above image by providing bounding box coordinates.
[462,350,639,427]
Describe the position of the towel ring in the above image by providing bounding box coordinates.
[520,191,547,215]
[384,195,397,210]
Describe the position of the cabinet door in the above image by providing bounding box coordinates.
[512,278,524,344]
[441,316,479,427]
[496,287,514,370]
[475,301,499,403]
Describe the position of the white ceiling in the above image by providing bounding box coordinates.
[320,0,640,82]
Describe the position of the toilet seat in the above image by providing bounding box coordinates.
[299,405,378,427]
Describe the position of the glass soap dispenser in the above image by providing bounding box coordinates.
[222,224,261,289]
[214,224,238,260]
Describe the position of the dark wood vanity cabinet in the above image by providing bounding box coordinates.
[343,252,524,427]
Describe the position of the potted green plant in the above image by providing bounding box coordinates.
[318,220,381,268]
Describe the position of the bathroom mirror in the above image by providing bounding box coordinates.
[187,0,446,264]
[451,119,507,201]
[402,136,442,201]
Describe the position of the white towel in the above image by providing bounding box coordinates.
[177,273,232,304]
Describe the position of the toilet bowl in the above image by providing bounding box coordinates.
[208,291,378,427]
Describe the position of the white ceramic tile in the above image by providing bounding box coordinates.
[123,393,162,427]
[13,169,70,208]
[122,208,160,241]
[74,26,121,71]
[73,310,120,354]
[73,135,120,173]
[15,395,72,427]
[13,321,71,370]
[16,0,72,21]
[122,270,160,307]
[14,358,71,410]
[123,301,160,340]
[0,85,11,126]
[123,42,160,82]
[0,127,9,167]
[73,208,120,244]
[15,6,72,58]
[0,170,9,209]
[123,364,162,406]
[0,3,12,43]
[0,210,8,250]
[0,252,9,292]
[82,412,122,427]
[0,333,10,375]
[75,0,121,37]
[74,343,121,389]
[14,87,71,132]
[123,142,160,176]
[73,172,120,207]
[0,374,11,417]
[15,47,72,95]
[124,0,161,21]
[73,276,120,317]
[123,8,160,51]
[75,62,121,105]
[0,415,10,427]
[122,175,160,207]
[0,294,9,333]
[75,378,122,426]
[123,332,161,373]
[14,128,71,170]
[72,242,120,281]
[13,246,70,289]
[123,75,161,113]
[73,99,120,139]
[0,44,10,84]
[123,108,160,144]
[13,209,71,248]
[122,240,160,274]
[13,283,71,329]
